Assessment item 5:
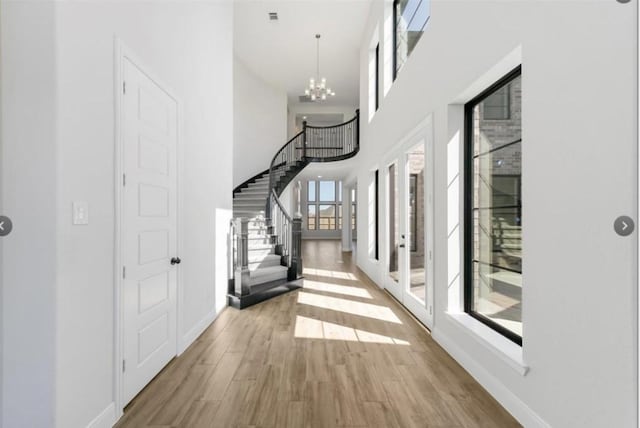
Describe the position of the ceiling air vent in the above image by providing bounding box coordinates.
[268,12,278,21]
[298,95,314,103]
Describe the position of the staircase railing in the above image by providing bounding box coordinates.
[266,110,360,214]
[228,110,359,298]
[267,189,299,280]
[264,109,359,279]
[305,113,359,162]
[267,130,306,201]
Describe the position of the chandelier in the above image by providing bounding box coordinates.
[305,34,335,101]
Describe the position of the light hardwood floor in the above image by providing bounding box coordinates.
[116,240,520,428]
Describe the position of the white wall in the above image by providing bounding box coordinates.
[356,1,637,427]
[1,3,58,427]
[2,2,234,427]
[234,58,287,187]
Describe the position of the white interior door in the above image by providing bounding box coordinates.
[122,56,178,405]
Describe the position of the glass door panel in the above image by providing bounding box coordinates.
[388,163,400,284]
[407,147,425,304]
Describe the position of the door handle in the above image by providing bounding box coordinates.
[171,257,181,265]
[399,244,405,248]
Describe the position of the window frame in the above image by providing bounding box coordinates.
[392,0,398,81]
[375,43,380,111]
[318,204,337,230]
[374,170,380,260]
[463,65,523,346]
[393,0,430,81]
[306,180,341,231]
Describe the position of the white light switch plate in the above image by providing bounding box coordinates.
[73,201,89,225]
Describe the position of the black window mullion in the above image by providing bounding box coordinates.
[472,205,521,211]
[404,0,425,30]
[473,138,522,159]
[472,259,522,275]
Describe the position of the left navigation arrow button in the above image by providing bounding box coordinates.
[0,216,12,236]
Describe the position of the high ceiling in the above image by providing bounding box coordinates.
[234,0,372,108]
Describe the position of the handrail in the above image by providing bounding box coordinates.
[268,188,293,269]
[266,109,360,220]
[304,110,359,164]
[266,130,306,218]
[233,167,270,195]
[270,189,292,222]
[269,130,304,170]
[305,114,358,130]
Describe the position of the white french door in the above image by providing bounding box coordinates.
[122,56,179,405]
[384,129,434,328]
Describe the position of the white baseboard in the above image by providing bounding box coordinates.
[178,307,221,355]
[86,402,116,428]
[432,328,550,428]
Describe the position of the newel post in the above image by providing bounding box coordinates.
[302,120,308,159]
[228,219,236,295]
[235,217,251,296]
[289,183,303,283]
[289,215,303,281]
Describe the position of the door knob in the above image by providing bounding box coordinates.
[171,257,181,265]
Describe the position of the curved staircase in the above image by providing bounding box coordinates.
[228,111,359,308]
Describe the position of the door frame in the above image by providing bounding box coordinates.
[113,38,184,418]
[382,114,435,328]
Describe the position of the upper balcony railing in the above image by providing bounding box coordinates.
[267,110,359,207]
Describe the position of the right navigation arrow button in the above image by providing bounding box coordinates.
[614,216,634,237]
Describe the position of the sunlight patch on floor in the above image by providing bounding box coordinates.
[303,268,358,281]
[297,291,402,324]
[302,279,372,299]
[294,315,410,345]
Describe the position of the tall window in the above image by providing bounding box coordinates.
[394,0,430,79]
[375,170,380,260]
[464,66,522,345]
[307,180,341,230]
[375,43,380,111]
[369,40,381,120]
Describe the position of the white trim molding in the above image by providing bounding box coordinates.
[178,308,222,355]
[85,403,116,428]
[445,312,528,375]
[433,328,549,428]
